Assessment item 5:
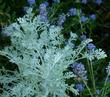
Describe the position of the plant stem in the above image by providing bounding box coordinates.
[101,74,109,97]
[77,9,83,33]
[83,79,94,97]
[90,60,96,95]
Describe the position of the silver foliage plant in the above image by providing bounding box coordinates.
[0,8,107,97]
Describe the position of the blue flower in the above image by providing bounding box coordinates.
[75,83,85,92]
[87,43,96,50]
[106,62,110,75]
[81,16,88,23]
[43,1,49,7]
[80,34,87,41]
[70,62,87,80]
[95,0,102,5]
[81,0,87,4]
[68,8,77,16]
[89,14,96,20]
[57,14,66,26]
[27,0,35,5]
[39,2,48,22]
[53,0,60,3]
[39,12,48,22]
[39,3,47,11]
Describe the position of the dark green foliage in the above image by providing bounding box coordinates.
[0,0,26,26]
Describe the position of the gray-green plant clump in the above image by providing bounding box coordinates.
[0,8,107,97]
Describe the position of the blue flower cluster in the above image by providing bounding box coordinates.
[27,0,35,5]
[95,0,102,5]
[39,2,48,22]
[68,8,77,16]
[81,16,88,23]
[89,14,96,20]
[75,83,85,92]
[80,14,96,23]
[106,62,110,75]
[80,0,102,5]
[53,0,60,3]
[70,62,87,80]
[57,13,66,26]
[81,0,87,4]
[80,34,87,41]
[87,43,96,50]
